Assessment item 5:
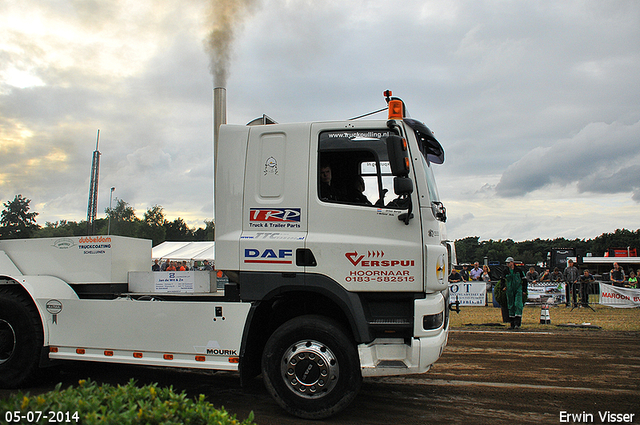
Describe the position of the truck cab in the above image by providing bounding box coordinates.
[215,92,451,416]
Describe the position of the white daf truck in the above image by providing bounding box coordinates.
[0,90,451,419]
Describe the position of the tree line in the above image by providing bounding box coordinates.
[1,194,639,258]
[455,229,640,266]
[0,194,212,246]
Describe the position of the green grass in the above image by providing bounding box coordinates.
[450,301,640,331]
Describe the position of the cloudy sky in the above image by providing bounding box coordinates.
[1,0,639,243]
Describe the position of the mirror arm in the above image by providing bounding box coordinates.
[398,196,413,225]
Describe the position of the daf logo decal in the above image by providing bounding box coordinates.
[244,248,293,264]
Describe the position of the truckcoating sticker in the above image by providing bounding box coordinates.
[77,236,112,255]
[344,251,415,283]
[249,208,302,229]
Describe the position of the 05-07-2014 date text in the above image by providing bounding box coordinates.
[4,411,80,424]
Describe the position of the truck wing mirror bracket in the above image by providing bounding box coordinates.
[398,209,414,225]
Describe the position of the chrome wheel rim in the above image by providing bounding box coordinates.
[280,339,338,399]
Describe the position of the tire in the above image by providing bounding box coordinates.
[262,315,362,419]
[0,286,44,388]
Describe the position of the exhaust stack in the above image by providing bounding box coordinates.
[213,87,227,170]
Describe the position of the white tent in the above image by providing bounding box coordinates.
[152,241,214,261]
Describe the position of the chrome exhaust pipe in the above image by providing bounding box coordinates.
[213,87,226,170]
[213,87,227,143]
[213,87,226,235]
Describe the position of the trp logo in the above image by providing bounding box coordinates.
[250,208,301,222]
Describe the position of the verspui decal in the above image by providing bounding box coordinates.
[344,251,416,284]
[345,251,414,267]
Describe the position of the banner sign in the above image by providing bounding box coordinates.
[600,283,640,308]
[154,271,195,293]
[449,282,486,306]
[527,282,566,305]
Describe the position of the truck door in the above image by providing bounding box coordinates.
[240,124,310,274]
[306,124,423,292]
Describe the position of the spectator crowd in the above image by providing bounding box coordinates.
[152,259,213,272]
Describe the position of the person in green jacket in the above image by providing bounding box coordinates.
[501,256,528,329]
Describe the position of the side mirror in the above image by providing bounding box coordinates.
[394,176,413,195]
[386,135,410,177]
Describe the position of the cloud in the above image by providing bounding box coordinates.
[0,0,213,225]
[1,0,640,241]
[495,120,640,200]
[579,164,640,200]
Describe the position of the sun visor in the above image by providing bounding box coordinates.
[404,118,445,164]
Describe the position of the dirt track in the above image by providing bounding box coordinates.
[2,328,639,424]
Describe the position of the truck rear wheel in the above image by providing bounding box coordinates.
[261,315,362,419]
[0,286,44,388]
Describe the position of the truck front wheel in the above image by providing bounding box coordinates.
[261,315,362,419]
[0,286,44,388]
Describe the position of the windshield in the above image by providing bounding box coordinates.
[422,155,441,204]
[404,118,444,205]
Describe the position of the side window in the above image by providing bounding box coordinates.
[318,129,404,209]
[360,161,394,207]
